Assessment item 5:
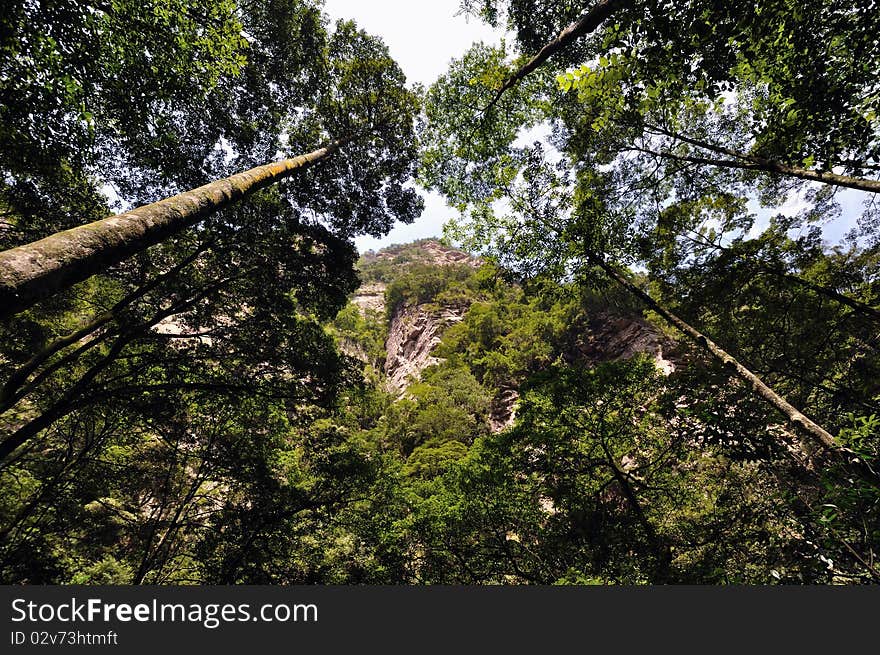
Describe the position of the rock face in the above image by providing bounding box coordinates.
[356,240,480,393]
[416,240,478,267]
[351,240,480,322]
[483,314,676,434]
[568,311,677,375]
[351,282,387,316]
[383,304,466,394]
[382,304,676,423]
[489,387,520,433]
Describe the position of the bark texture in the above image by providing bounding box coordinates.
[0,140,347,319]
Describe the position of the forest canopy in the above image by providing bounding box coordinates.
[0,0,878,584]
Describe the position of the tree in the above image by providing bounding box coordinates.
[436,0,880,268]
[0,2,422,584]
[0,141,347,319]
[0,11,423,318]
[0,1,249,251]
[474,1,880,175]
[414,0,880,579]
[5,0,880,586]
[421,1,880,457]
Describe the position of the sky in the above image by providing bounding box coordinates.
[322,0,504,253]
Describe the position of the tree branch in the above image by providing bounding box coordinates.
[640,125,880,194]
[483,0,628,114]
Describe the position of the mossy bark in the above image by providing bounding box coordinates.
[0,140,347,319]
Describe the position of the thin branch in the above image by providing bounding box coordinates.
[640,125,880,194]
[483,0,628,114]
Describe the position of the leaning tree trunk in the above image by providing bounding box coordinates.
[584,251,837,450]
[679,228,880,322]
[639,124,880,194]
[488,5,880,195]
[766,266,880,321]
[635,146,880,195]
[0,138,350,320]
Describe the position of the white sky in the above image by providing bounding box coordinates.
[323,0,501,89]
[322,0,503,253]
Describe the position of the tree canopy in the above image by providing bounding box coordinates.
[1,0,878,585]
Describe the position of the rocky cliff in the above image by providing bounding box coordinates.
[352,240,481,320]
[484,315,676,433]
[349,240,677,430]
[383,303,466,393]
[351,282,387,316]
[568,311,676,375]
[351,240,481,393]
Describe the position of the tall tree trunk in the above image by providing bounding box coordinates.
[0,242,210,411]
[589,253,880,488]
[0,138,350,320]
[584,250,837,450]
[760,265,880,321]
[484,0,628,112]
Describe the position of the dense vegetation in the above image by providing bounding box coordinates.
[324,251,877,584]
[1,1,878,583]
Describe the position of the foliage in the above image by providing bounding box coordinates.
[0,0,421,584]
[3,0,880,585]
[385,263,477,318]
